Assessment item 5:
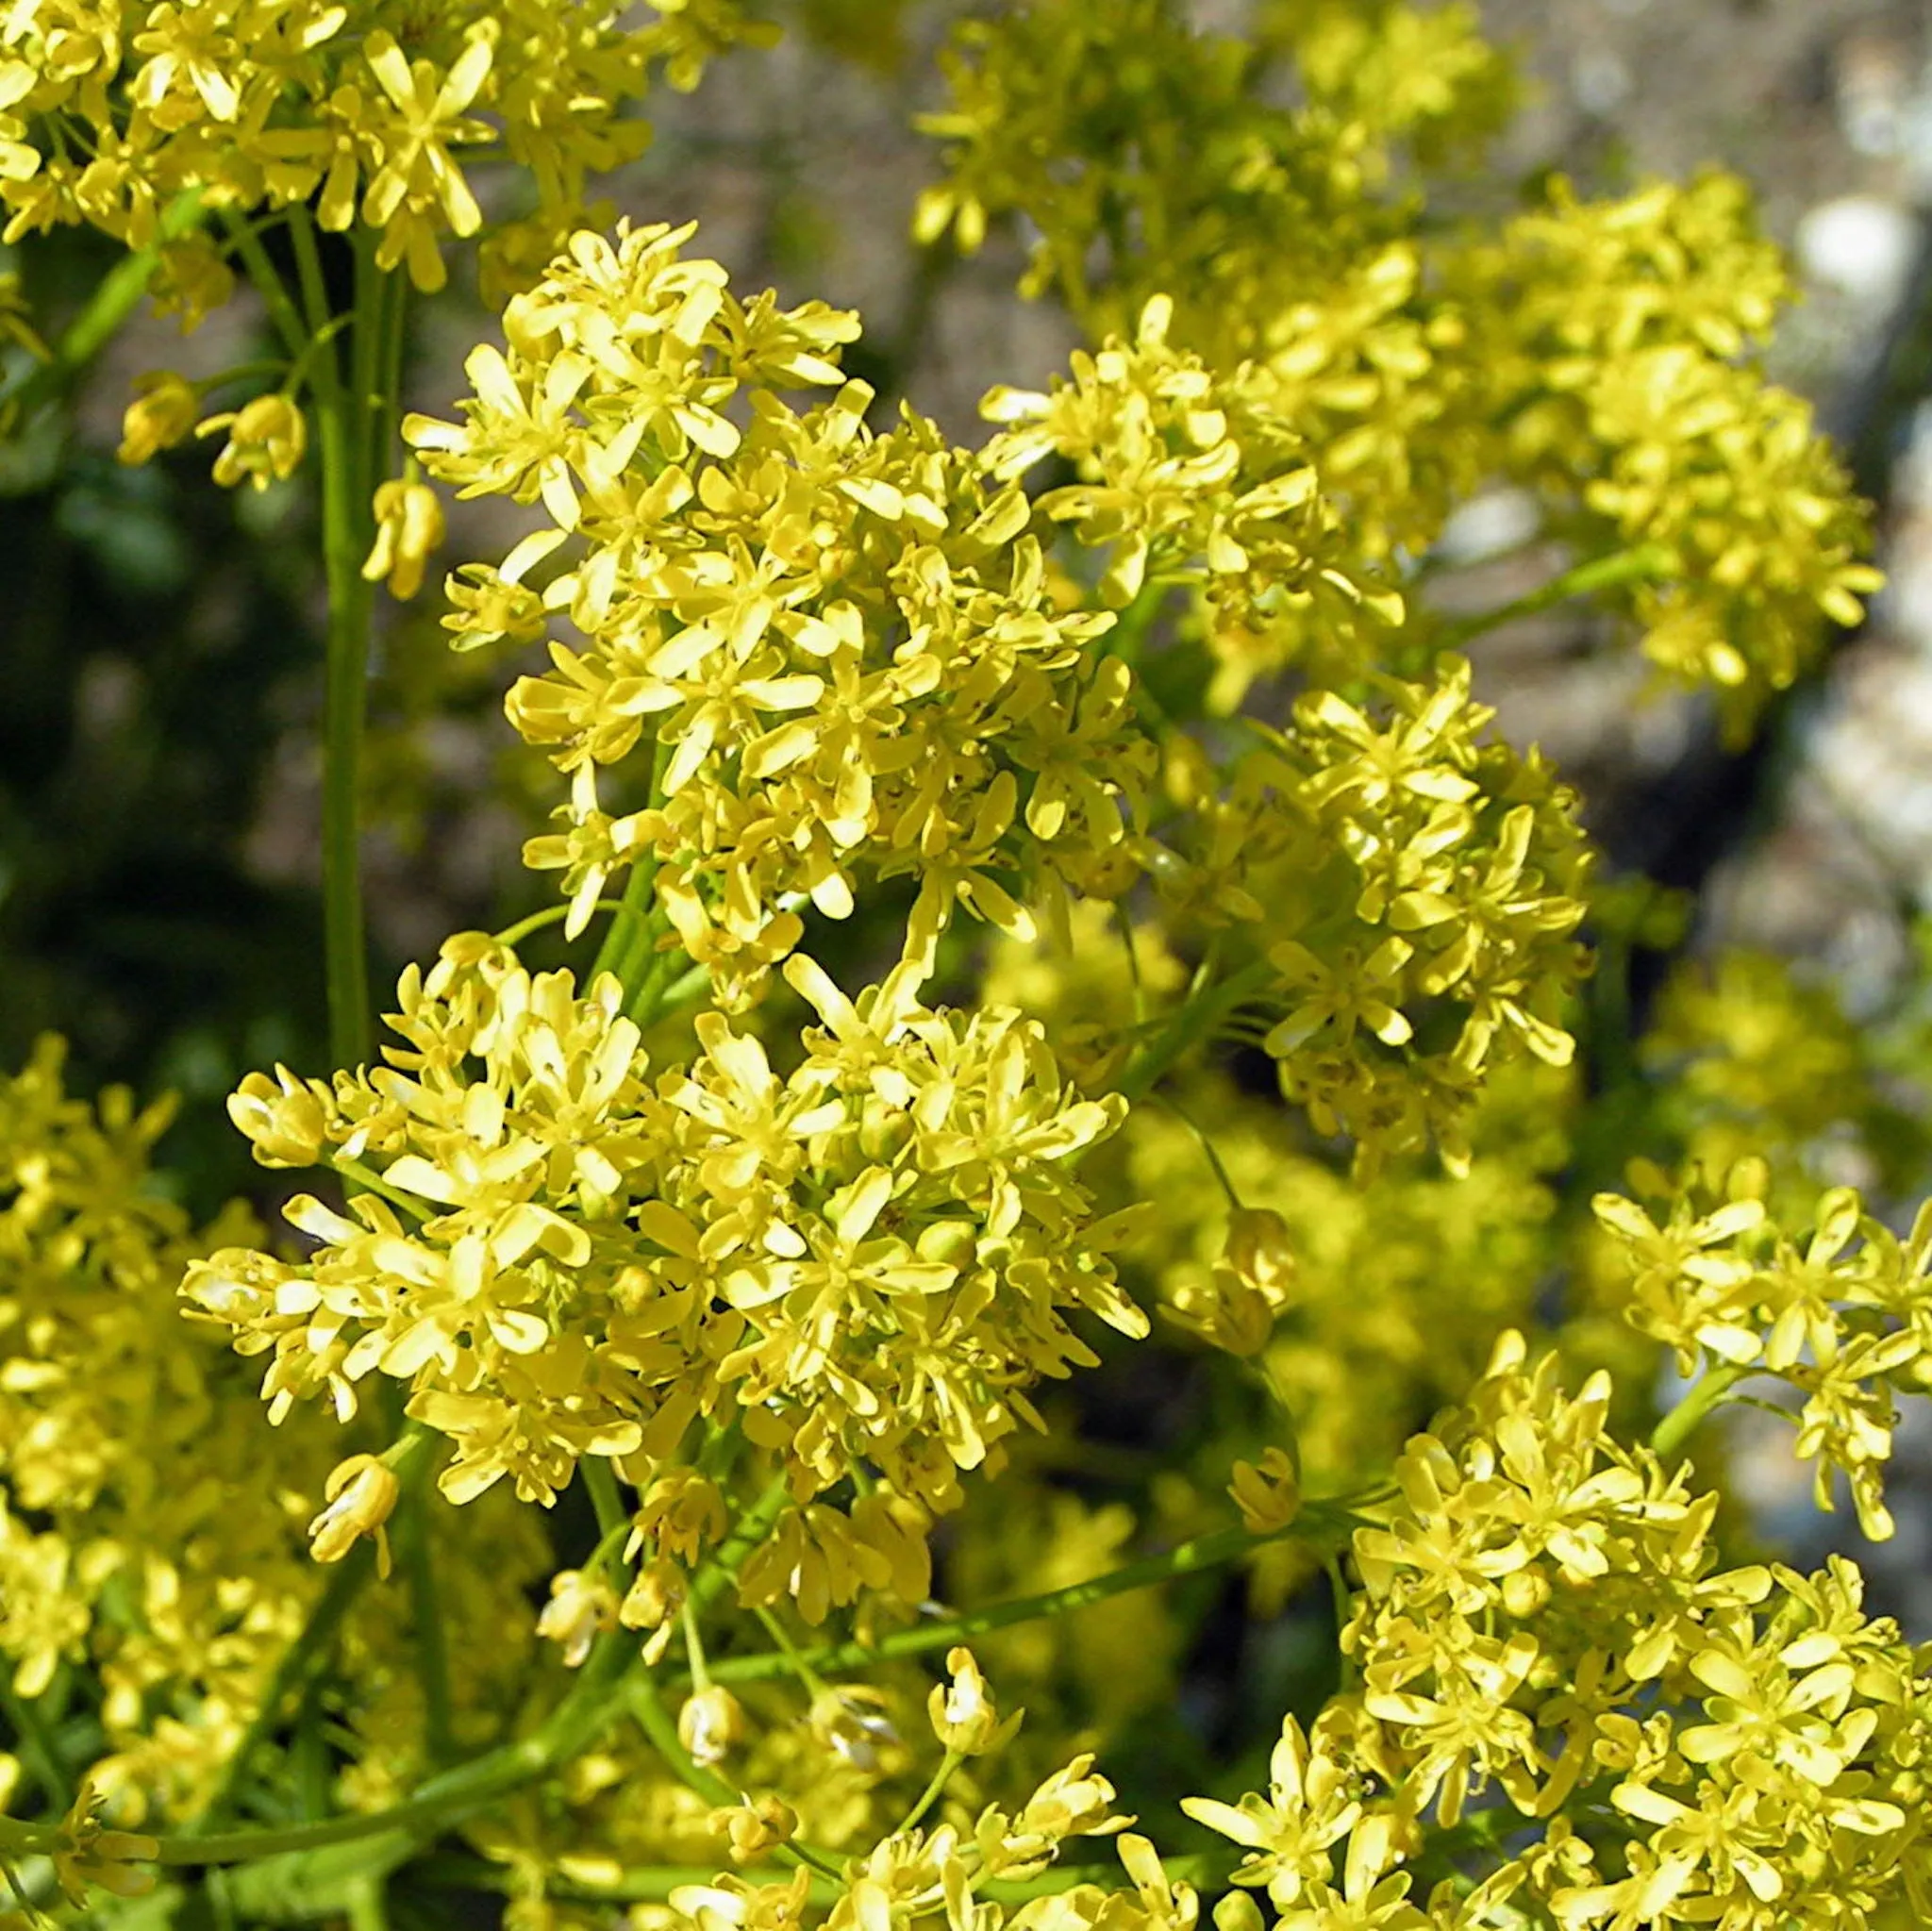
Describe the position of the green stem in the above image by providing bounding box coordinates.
[702,1505,1358,1690]
[0,1684,69,1812]
[219,210,311,366]
[323,1155,428,1222]
[1651,1359,1751,1462]
[893,1750,962,1837]
[316,237,391,1072]
[1159,1091,1244,1210]
[1116,958,1275,1104]
[591,855,660,985]
[1438,542,1676,646]
[493,898,636,948]
[750,1606,830,1700]
[582,1457,629,1540]
[391,1421,454,1770]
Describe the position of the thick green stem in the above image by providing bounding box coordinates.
[386,1405,454,1769]
[1116,958,1275,1104]
[582,1457,630,1540]
[315,236,393,1071]
[1439,542,1676,646]
[1651,1360,1751,1462]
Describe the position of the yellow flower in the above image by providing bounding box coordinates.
[50,1777,158,1907]
[1228,1448,1301,1535]
[678,1684,746,1766]
[307,1453,400,1572]
[196,393,307,491]
[535,1568,619,1668]
[116,371,199,464]
[928,1646,1019,1756]
[361,478,446,600]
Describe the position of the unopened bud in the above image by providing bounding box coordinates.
[678,1685,746,1767]
[362,479,446,600]
[118,372,199,465]
[714,1793,797,1862]
[308,1455,400,1573]
[198,392,307,491]
[536,1568,618,1668]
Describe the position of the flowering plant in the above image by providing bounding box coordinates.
[0,4,1919,1929]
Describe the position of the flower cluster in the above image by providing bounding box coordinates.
[0,0,773,294]
[408,222,1156,1006]
[186,934,1144,1558]
[674,1772,1186,1931]
[919,6,1878,724]
[1142,658,1591,1169]
[1188,1333,1932,1928]
[1470,175,1881,729]
[914,0,1511,346]
[0,1039,332,1816]
[979,294,1406,707]
[1592,1170,1932,1540]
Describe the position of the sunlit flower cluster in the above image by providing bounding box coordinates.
[187,933,1144,1555]
[1593,1170,1932,1540]
[408,221,1157,1007]
[919,7,1877,726]
[1190,1333,1932,1929]
[0,2,1915,1924]
[0,0,771,293]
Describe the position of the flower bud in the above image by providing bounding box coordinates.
[678,1685,746,1766]
[198,393,308,491]
[117,372,200,466]
[1213,1894,1265,1931]
[809,1687,899,1773]
[714,1793,797,1862]
[536,1568,618,1668]
[1227,1446,1300,1536]
[1165,1268,1274,1357]
[1224,1208,1296,1300]
[308,1455,401,1573]
[928,1646,1017,1756]
[361,479,446,600]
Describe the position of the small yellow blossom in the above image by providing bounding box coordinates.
[535,1568,619,1668]
[678,1685,746,1767]
[307,1453,401,1573]
[117,371,199,465]
[196,393,307,491]
[361,478,446,600]
[929,1647,1019,1756]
